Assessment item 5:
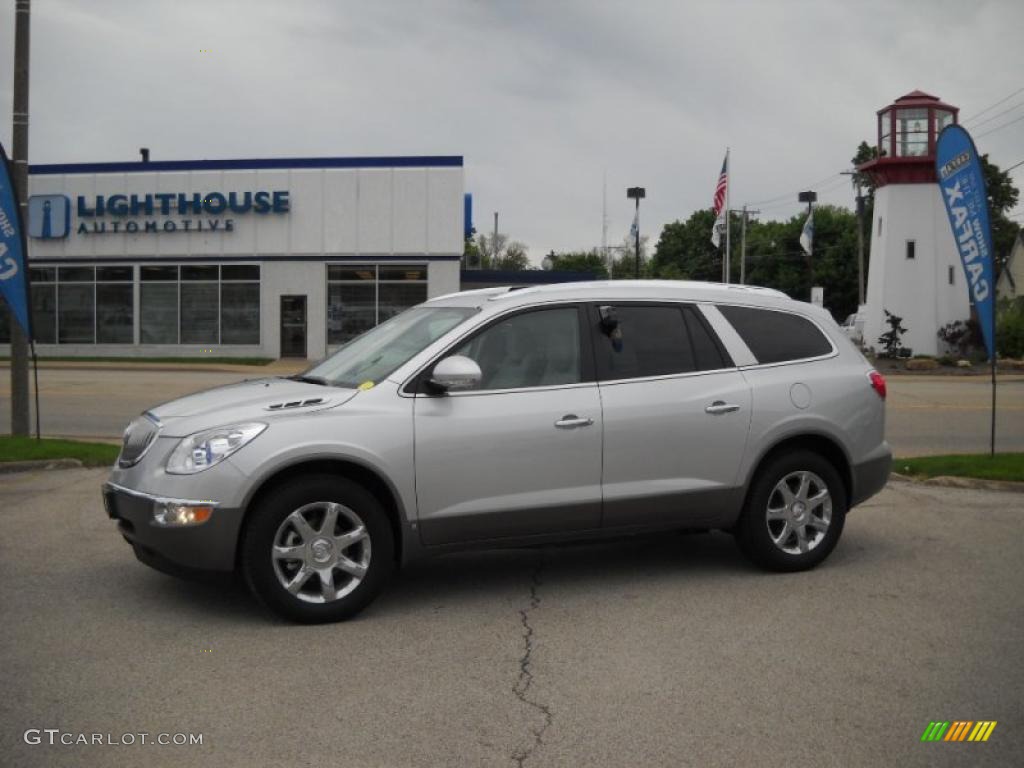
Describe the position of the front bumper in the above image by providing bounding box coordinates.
[103,482,242,573]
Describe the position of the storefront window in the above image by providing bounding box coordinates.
[141,266,179,344]
[326,264,427,345]
[221,282,260,344]
[181,266,219,344]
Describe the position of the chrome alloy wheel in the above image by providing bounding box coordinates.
[765,471,832,555]
[271,502,372,604]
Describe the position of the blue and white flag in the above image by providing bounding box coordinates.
[799,208,814,256]
[935,125,995,359]
[629,209,639,240]
[0,142,32,340]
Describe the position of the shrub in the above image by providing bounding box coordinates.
[997,298,1024,358]
[877,309,908,358]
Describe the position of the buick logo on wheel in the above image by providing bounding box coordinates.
[28,194,71,239]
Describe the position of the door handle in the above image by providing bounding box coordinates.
[555,414,594,429]
[705,401,740,415]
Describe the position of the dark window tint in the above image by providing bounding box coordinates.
[221,264,260,281]
[30,267,56,282]
[327,265,376,281]
[595,305,694,379]
[96,284,133,343]
[97,266,133,282]
[141,265,178,282]
[719,305,832,364]
[682,306,730,370]
[181,265,219,281]
[58,266,94,282]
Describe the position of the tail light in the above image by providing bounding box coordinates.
[868,370,887,400]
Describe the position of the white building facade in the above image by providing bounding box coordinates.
[1,156,465,359]
[859,92,970,356]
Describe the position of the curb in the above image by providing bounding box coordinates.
[0,458,85,475]
[889,473,1024,493]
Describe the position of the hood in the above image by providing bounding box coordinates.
[148,377,358,436]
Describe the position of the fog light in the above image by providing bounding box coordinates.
[153,502,215,527]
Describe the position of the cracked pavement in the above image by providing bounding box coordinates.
[1,469,1023,767]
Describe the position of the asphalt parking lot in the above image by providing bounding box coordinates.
[1,468,1021,767]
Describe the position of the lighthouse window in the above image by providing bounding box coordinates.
[878,109,892,157]
[949,266,955,286]
[895,108,928,157]
[906,240,916,260]
[878,217,883,237]
[935,109,954,133]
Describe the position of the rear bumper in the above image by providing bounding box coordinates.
[103,483,242,573]
[850,447,892,507]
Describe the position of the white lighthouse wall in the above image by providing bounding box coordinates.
[863,184,969,356]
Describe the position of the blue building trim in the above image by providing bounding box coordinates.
[460,269,598,284]
[28,254,462,265]
[29,156,463,175]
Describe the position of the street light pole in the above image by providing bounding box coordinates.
[626,186,645,280]
[9,0,31,437]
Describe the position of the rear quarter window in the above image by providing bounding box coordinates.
[718,305,833,364]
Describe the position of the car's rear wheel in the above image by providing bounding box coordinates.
[241,475,394,623]
[735,451,846,572]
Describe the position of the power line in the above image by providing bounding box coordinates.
[976,111,1024,139]
[746,171,845,207]
[1003,159,1024,173]
[962,85,1024,123]
[965,99,1024,130]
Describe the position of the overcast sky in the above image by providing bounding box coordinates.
[1,0,1021,262]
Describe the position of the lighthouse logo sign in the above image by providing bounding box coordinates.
[935,124,995,360]
[28,194,71,239]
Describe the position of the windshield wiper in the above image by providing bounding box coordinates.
[287,374,329,386]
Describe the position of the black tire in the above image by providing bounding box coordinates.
[735,450,847,572]
[241,474,395,623]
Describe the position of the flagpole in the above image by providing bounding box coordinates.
[724,148,731,283]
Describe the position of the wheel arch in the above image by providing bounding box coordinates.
[238,457,408,568]
[741,432,853,514]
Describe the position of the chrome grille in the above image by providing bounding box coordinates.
[118,413,160,467]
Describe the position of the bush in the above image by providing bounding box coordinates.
[997,298,1024,358]
[877,309,909,358]
[937,318,983,358]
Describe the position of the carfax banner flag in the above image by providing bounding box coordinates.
[935,124,995,359]
[0,142,32,340]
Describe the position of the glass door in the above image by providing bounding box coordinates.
[280,295,307,358]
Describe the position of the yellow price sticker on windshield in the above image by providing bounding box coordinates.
[358,381,375,391]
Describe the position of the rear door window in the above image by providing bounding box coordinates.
[592,304,731,380]
[718,305,833,364]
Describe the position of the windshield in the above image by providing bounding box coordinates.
[303,306,477,388]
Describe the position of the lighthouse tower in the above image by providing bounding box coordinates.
[859,91,970,357]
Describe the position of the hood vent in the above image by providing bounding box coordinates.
[265,397,327,412]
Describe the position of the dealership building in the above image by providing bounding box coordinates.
[0,155,465,359]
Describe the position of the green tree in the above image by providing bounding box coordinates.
[650,210,722,281]
[492,241,531,271]
[980,154,1021,276]
[548,249,609,278]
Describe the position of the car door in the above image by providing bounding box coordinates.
[592,302,752,529]
[413,304,603,545]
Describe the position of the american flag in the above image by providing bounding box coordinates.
[710,152,728,248]
[712,154,728,217]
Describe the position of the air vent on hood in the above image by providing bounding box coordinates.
[265,397,327,411]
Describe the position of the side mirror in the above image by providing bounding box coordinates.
[598,305,619,334]
[428,355,482,393]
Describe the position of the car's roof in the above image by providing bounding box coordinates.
[427,280,796,310]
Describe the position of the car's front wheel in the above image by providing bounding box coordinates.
[735,451,847,572]
[241,475,394,623]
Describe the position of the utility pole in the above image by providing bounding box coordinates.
[626,186,645,279]
[739,206,759,285]
[492,211,498,269]
[9,0,31,436]
[842,170,866,307]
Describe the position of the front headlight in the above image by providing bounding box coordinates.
[166,422,267,474]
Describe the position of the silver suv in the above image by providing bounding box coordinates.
[103,281,891,623]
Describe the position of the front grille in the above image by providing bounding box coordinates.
[118,414,160,467]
